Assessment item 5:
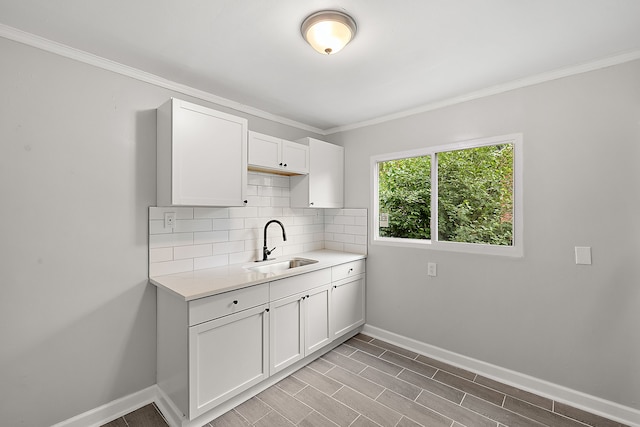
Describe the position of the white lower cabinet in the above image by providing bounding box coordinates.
[269,284,331,375]
[156,259,364,425]
[331,274,365,339]
[188,304,269,418]
[157,283,269,421]
[269,269,332,375]
[305,285,332,353]
[269,293,304,373]
[331,260,366,339]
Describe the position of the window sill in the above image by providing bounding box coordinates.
[372,236,523,257]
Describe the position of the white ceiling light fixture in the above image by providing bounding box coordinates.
[301,10,357,55]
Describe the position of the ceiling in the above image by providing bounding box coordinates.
[1,0,640,133]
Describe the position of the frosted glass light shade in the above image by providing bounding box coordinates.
[301,11,357,55]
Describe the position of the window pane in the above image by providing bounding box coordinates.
[378,156,431,239]
[437,144,513,245]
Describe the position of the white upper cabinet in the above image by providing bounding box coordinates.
[282,140,309,174]
[290,138,344,208]
[157,98,248,206]
[248,131,309,175]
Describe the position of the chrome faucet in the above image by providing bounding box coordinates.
[261,219,287,261]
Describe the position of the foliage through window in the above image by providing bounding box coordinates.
[373,134,522,256]
[378,156,431,240]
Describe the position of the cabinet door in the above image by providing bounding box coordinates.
[248,132,309,175]
[269,293,304,375]
[189,304,269,419]
[304,285,331,354]
[158,98,248,206]
[331,274,365,339]
[290,138,344,208]
[282,140,309,174]
[309,139,344,208]
[248,131,281,171]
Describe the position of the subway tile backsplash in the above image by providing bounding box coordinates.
[149,172,367,276]
[323,208,368,254]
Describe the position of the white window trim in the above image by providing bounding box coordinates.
[371,133,523,257]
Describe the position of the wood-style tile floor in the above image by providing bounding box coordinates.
[103,334,628,427]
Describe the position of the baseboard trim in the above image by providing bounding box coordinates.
[51,385,158,427]
[52,324,639,427]
[361,324,640,427]
[53,329,362,427]
[155,386,186,427]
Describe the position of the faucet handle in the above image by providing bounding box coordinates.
[265,247,276,256]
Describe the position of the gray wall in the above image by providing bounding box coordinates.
[330,59,640,409]
[1,32,638,426]
[0,37,320,427]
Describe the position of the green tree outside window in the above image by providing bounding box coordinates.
[378,144,513,246]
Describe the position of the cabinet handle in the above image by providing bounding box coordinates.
[233,300,238,305]
[265,308,270,313]
[243,200,248,204]
[279,162,283,166]
[309,202,314,206]
[348,268,353,274]
[333,285,337,289]
[283,163,287,167]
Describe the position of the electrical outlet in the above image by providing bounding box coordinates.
[164,212,176,229]
[427,262,437,277]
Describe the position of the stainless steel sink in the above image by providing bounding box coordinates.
[246,257,318,274]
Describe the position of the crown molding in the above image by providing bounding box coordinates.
[0,23,325,135]
[323,49,640,135]
[2,23,639,137]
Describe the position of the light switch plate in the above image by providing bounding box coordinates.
[427,262,437,277]
[575,246,592,265]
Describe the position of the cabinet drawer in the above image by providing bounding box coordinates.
[331,259,365,282]
[189,283,269,326]
[270,268,331,301]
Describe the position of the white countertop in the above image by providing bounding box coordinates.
[150,250,366,301]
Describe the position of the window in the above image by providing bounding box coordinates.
[372,134,523,256]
